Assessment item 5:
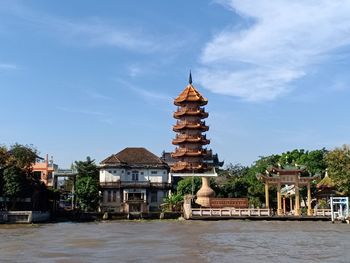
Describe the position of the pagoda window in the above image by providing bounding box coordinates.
[151,171,158,175]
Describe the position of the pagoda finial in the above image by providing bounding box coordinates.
[189,70,192,84]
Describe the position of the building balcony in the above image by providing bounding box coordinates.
[171,162,206,172]
[100,181,121,188]
[172,134,210,145]
[173,107,208,119]
[173,121,209,132]
[171,148,208,158]
[101,181,171,189]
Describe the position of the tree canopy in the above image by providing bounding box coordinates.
[74,157,100,211]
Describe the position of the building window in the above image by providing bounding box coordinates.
[113,191,117,202]
[140,172,144,175]
[122,170,124,174]
[127,172,130,175]
[132,171,139,181]
[107,190,112,202]
[108,170,112,174]
[151,171,158,175]
[151,192,157,203]
[163,171,166,175]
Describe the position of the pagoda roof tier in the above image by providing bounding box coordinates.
[316,172,335,189]
[171,148,208,158]
[265,165,310,176]
[257,173,319,186]
[173,107,208,119]
[174,84,208,106]
[172,134,210,145]
[173,121,209,132]
[171,161,207,173]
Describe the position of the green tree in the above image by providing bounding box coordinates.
[3,166,26,209]
[176,177,202,196]
[279,148,327,174]
[8,144,38,173]
[162,193,183,212]
[75,176,100,211]
[74,157,100,211]
[325,145,350,195]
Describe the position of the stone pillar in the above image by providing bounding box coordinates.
[195,177,215,207]
[295,184,300,216]
[290,197,293,213]
[265,183,269,209]
[307,182,312,216]
[277,183,282,215]
[283,197,286,215]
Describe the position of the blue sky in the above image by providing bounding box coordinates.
[1,0,350,168]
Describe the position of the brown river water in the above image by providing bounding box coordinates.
[1,220,350,263]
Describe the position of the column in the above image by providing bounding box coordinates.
[265,183,269,209]
[283,197,286,215]
[290,197,293,213]
[307,182,312,216]
[295,184,300,216]
[277,183,282,216]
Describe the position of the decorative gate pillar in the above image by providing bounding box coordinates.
[307,182,312,216]
[277,183,282,215]
[295,185,300,216]
[257,165,319,217]
[265,183,269,208]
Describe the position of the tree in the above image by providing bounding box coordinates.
[3,166,26,210]
[0,144,39,210]
[279,148,327,175]
[75,176,100,211]
[176,177,202,196]
[162,193,183,212]
[325,145,350,195]
[74,157,100,211]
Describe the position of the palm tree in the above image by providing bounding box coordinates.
[162,193,183,212]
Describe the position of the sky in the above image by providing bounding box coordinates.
[1,0,350,168]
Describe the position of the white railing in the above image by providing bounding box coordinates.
[191,208,271,217]
[313,209,332,217]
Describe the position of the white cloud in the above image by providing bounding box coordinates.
[198,0,350,101]
[0,3,183,54]
[0,63,17,70]
[114,78,170,101]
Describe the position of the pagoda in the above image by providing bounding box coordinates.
[171,73,216,207]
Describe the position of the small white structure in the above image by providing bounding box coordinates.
[330,197,349,223]
[99,147,171,213]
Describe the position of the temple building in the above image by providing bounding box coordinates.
[171,74,210,173]
[99,147,171,213]
[257,165,319,216]
[171,74,217,207]
[316,170,337,200]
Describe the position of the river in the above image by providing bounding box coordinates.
[0,220,349,263]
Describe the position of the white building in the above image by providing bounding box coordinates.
[99,147,171,213]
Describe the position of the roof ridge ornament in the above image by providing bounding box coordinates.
[189,70,192,84]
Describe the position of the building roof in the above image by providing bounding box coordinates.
[100,147,168,169]
[317,171,335,189]
[174,84,208,106]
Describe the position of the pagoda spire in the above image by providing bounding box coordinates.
[189,70,192,84]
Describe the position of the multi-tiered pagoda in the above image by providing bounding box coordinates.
[171,74,216,207]
[171,74,210,173]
